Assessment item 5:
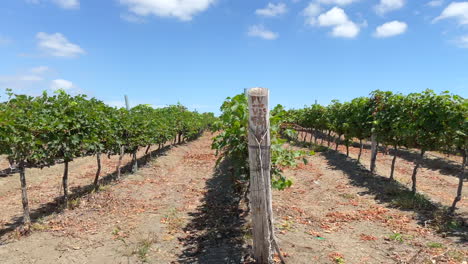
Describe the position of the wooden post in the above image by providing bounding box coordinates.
[19,165,31,226]
[63,160,69,206]
[125,95,130,110]
[370,133,378,174]
[247,87,274,264]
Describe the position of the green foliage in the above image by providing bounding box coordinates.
[0,89,214,168]
[426,242,444,248]
[334,257,345,264]
[212,94,309,190]
[388,232,404,243]
[288,89,466,156]
[212,94,249,178]
[0,89,215,226]
[390,191,433,210]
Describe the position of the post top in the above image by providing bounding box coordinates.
[248,87,268,96]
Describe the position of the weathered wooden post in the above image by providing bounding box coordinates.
[247,87,274,264]
[370,133,378,174]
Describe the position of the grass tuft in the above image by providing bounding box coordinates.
[426,242,444,248]
[390,191,433,210]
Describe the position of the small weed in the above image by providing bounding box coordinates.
[242,226,253,241]
[133,233,158,262]
[334,257,345,264]
[68,198,81,209]
[339,193,356,200]
[242,232,253,241]
[388,233,404,243]
[161,208,185,234]
[329,252,345,264]
[446,220,462,230]
[277,219,295,231]
[312,145,328,152]
[97,185,111,192]
[30,222,49,231]
[426,242,444,249]
[446,250,465,262]
[382,185,400,196]
[391,192,433,210]
[430,208,463,232]
[112,226,121,236]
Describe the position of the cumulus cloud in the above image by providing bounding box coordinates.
[434,2,468,25]
[50,79,74,90]
[317,7,360,38]
[256,3,287,17]
[51,0,79,9]
[36,32,85,58]
[427,0,444,7]
[375,0,405,15]
[303,2,322,25]
[374,20,407,37]
[317,0,360,6]
[331,22,360,37]
[247,25,279,40]
[120,0,215,21]
[318,6,349,25]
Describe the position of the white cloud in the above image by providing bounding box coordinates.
[120,0,215,21]
[434,2,468,25]
[36,32,85,58]
[0,66,51,90]
[120,13,147,23]
[317,7,360,38]
[19,75,44,81]
[256,3,287,17]
[50,79,74,90]
[247,25,279,40]
[30,66,50,74]
[317,0,360,5]
[331,21,360,37]
[375,0,405,15]
[303,2,322,25]
[427,0,444,7]
[455,35,468,48]
[51,0,79,9]
[318,6,349,26]
[26,0,79,9]
[374,20,408,37]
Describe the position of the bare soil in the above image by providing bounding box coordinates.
[0,133,466,264]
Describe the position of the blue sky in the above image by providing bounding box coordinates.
[0,0,467,114]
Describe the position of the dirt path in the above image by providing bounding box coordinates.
[0,133,466,263]
[274,149,467,264]
[0,145,161,237]
[296,131,468,217]
[0,133,249,263]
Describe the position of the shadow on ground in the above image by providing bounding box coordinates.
[295,130,462,177]
[178,158,250,264]
[0,145,172,242]
[321,149,467,244]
